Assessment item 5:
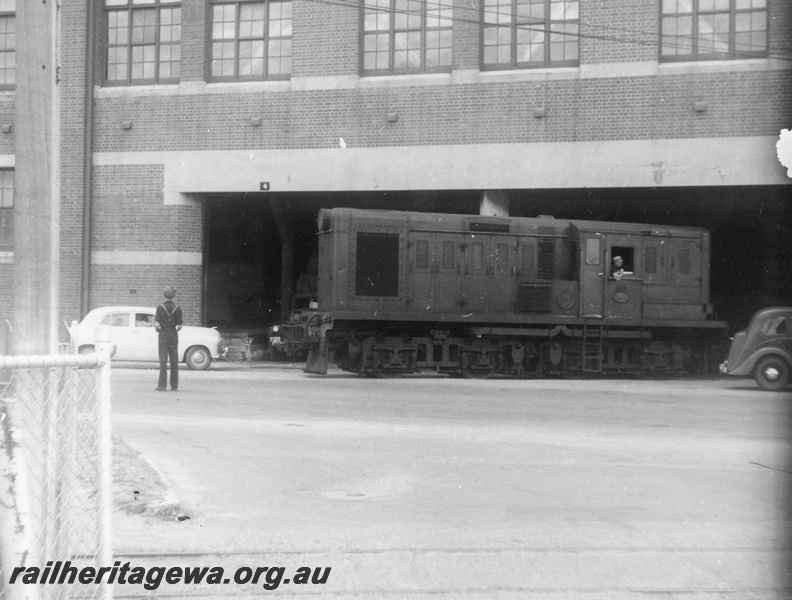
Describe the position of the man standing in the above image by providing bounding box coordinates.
[155,287,183,391]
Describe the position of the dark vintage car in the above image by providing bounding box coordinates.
[720,307,792,391]
[267,294,318,360]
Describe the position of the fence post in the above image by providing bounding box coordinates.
[0,398,41,600]
[95,327,113,600]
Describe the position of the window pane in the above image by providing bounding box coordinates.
[107,46,129,80]
[662,0,766,60]
[364,0,452,73]
[131,9,156,44]
[209,1,291,80]
[699,0,729,10]
[661,15,692,55]
[239,3,265,39]
[269,39,290,75]
[698,13,730,54]
[0,209,13,247]
[211,41,236,76]
[585,238,600,265]
[483,0,578,68]
[106,3,181,84]
[212,5,236,39]
[0,15,14,85]
[0,170,13,208]
[517,28,544,63]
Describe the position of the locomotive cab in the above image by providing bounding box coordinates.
[574,227,642,321]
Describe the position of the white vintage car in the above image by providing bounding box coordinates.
[73,306,226,370]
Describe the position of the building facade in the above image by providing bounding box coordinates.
[1,0,791,347]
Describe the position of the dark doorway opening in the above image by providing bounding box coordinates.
[202,185,791,335]
[203,191,481,328]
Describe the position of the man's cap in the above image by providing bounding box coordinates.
[613,256,622,261]
[164,287,176,299]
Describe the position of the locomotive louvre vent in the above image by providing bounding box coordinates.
[538,237,555,279]
[518,283,552,313]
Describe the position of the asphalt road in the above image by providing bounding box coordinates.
[109,364,792,598]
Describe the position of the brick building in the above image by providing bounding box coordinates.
[1,0,791,348]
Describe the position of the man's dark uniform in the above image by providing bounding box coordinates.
[155,288,183,391]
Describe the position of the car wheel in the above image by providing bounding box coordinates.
[185,346,212,370]
[753,355,790,391]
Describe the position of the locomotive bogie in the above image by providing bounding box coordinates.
[329,327,704,378]
[305,208,727,377]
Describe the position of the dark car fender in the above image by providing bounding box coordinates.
[734,346,792,377]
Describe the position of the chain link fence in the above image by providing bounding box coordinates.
[0,352,113,600]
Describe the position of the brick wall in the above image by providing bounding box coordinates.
[292,0,359,77]
[452,0,480,70]
[92,165,202,252]
[90,164,203,323]
[580,0,659,64]
[91,69,792,153]
[2,0,788,332]
[180,1,208,82]
[90,265,203,326]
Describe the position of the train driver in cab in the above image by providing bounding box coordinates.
[611,255,626,280]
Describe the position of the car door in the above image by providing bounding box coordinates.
[99,310,134,359]
[131,311,159,361]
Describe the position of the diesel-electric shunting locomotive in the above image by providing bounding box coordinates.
[296,208,727,377]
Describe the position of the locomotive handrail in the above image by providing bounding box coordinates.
[409,227,567,239]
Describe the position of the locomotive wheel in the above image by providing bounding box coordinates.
[753,355,790,391]
[372,367,407,378]
[461,367,495,379]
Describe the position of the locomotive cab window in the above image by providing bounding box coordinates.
[610,247,634,278]
[355,232,400,297]
[584,238,600,265]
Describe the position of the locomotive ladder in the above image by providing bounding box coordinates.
[582,322,604,372]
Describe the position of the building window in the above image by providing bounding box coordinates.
[105,0,181,84]
[0,8,14,88]
[210,1,292,81]
[661,0,768,60]
[0,170,13,248]
[482,0,579,69]
[362,0,453,75]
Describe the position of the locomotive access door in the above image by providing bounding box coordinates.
[462,235,515,313]
[409,233,462,312]
[579,234,605,318]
